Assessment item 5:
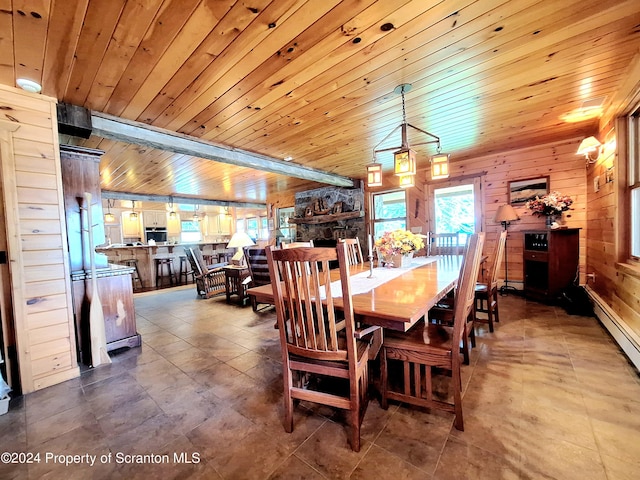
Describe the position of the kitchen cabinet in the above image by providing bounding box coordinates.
[167,212,181,237]
[523,228,580,303]
[143,210,167,228]
[205,214,232,235]
[122,212,141,238]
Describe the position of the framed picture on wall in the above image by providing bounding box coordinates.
[509,176,549,205]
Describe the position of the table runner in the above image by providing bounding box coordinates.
[323,257,437,299]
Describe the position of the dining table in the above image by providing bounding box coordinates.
[246,255,463,333]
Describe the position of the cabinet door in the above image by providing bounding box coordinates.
[122,212,140,237]
[167,213,180,236]
[154,211,167,228]
[219,215,231,234]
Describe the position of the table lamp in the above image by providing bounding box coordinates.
[227,232,255,266]
[494,204,520,294]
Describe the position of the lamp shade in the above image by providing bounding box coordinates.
[398,174,415,188]
[394,148,416,176]
[366,163,383,187]
[494,204,520,223]
[431,153,450,179]
[577,136,601,155]
[227,232,255,249]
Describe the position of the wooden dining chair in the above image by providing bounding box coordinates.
[338,237,364,265]
[380,232,485,431]
[243,246,272,311]
[429,232,462,256]
[265,243,378,452]
[475,230,507,332]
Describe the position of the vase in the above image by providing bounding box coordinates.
[545,215,554,229]
[387,251,414,268]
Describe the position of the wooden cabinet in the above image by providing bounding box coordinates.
[523,229,580,302]
[167,212,181,237]
[122,212,141,238]
[205,214,231,235]
[143,210,167,228]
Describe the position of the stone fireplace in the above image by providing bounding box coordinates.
[291,185,366,254]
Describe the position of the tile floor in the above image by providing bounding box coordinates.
[1,286,639,479]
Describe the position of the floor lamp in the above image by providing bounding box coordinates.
[494,204,520,294]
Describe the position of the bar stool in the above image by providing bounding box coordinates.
[155,257,177,287]
[178,255,195,284]
[120,258,143,290]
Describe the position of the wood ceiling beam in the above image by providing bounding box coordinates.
[90,111,354,188]
[101,190,265,209]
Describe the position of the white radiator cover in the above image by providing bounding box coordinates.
[586,286,640,371]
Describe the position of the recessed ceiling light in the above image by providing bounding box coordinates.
[283,156,293,161]
[16,78,42,93]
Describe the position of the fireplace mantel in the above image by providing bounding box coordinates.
[288,211,363,225]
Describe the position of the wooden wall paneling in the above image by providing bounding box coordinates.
[0,85,79,393]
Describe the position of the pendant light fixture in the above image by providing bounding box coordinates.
[369,84,449,187]
[168,197,176,219]
[430,152,450,180]
[129,201,138,221]
[104,199,115,223]
[193,204,200,223]
[366,162,383,187]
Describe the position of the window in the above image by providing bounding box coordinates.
[260,216,269,240]
[246,217,258,241]
[629,112,640,258]
[427,178,482,243]
[372,190,406,238]
[278,207,296,242]
[180,220,201,243]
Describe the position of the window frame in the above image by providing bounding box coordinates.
[370,189,408,239]
[624,112,640,261]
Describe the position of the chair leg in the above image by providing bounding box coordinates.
[350,392,361,452]
[283,369,294,433]
[493,290,500,323]
[487,298,494,332]
[380,347,389,410]
[452,363,464,431]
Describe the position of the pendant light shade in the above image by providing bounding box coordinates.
[104,199,115,223]
[398,174,415,188]
[394,148,416,176]
[129,201,138,220]
[366,162,383,187]
[430,153,450,179]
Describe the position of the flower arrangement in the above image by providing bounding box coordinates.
[375,229,425,257]
[525,191,573,217]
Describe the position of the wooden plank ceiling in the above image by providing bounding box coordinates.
[2,0,640,205]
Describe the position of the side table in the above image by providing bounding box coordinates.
[224,265,250,306]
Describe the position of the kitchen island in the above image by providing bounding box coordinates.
[96,242,232,290]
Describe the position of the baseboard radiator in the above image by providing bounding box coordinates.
[585,286,640,371]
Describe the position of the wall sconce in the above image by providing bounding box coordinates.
[431,153,450,179]
[577,136,602,164]
[398,174,415,188]
[129,201,138,221]
[366,162,383,187]
[104,199,115,223]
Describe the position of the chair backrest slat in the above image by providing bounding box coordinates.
[266,245,355,362]
[489,231,508,288]
[339,237,364,265]
[452,233,485,353]
[429,232,462,255]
